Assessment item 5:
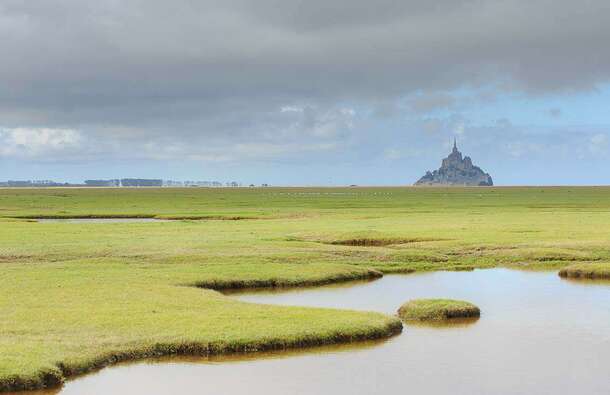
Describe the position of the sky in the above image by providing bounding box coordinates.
[1,0,610,186]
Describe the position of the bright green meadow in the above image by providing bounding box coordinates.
[1,186,609,391]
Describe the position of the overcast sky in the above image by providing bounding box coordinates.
[1,0,610,185]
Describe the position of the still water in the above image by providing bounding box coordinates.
[28,269,610,395]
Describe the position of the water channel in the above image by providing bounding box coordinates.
[21,269,610,395]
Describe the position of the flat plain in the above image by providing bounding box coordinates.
[1,186,609,391]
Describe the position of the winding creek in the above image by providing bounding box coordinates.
[20,269,610,395]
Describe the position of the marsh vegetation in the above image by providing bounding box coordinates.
[1,186,609,391]
[47,270,607,395]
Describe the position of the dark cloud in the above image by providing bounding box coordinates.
[1,0,610,163]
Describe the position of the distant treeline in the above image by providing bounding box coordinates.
[85,179,239,187]
[0,180,73,187]
[1,179,258,188]
[85,179,163,187]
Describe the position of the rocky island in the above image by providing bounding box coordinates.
[415,139,493,186]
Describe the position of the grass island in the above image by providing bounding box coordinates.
[397,299,481,322]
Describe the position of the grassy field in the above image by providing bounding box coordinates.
[1,186,610,391]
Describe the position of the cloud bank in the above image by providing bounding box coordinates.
[1,1,609,183]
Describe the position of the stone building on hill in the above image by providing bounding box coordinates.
[414,139,493,186]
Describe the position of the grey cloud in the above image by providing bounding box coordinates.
[1,0,610,162]
[407,93,456,114]
[420,114,469,136]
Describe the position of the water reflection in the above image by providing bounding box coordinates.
[403,316,480,328]
[560,276,610,287]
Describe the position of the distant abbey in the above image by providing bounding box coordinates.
[415,139,493,186]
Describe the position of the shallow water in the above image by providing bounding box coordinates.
[21,269,610,395]
[36,218,170,223]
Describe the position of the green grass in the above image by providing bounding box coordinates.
[1,186,610,391]
[397,299,481,321]
[558,262,610,279]
[0,260,399,391]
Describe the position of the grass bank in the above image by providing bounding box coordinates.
[558,262,610,279]
[0,261,400,392]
